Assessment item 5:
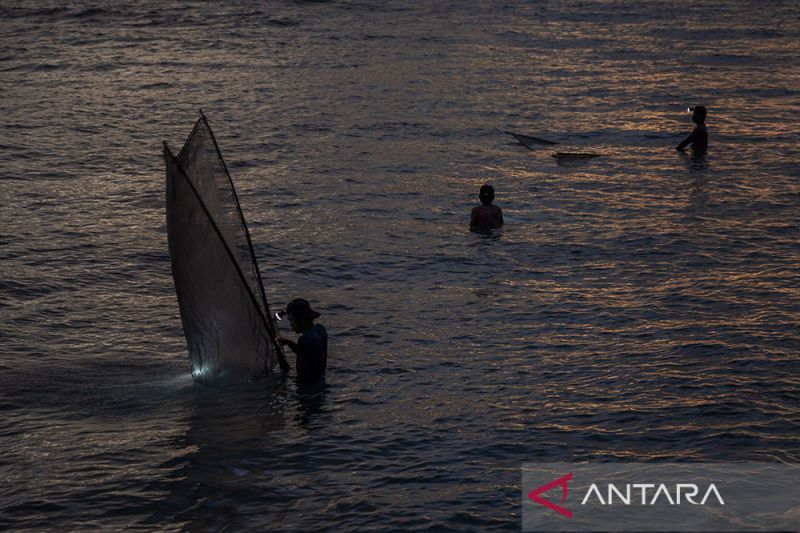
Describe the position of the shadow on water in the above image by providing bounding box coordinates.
[686,154,710,213]
[142,376,332,531]
[294,382,330,428]
[468,227,504,241]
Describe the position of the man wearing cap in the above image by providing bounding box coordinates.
[277,298,328,384]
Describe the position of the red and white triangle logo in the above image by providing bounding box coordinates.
[527,472,573,518]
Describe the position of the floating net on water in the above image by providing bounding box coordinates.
[164,112,283,384]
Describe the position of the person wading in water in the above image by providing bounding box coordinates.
[676,105,708,156]
[470,184,504,232]
[277,298,328,384]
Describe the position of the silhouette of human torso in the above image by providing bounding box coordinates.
[678,124,708,155]
[470,204,503,230]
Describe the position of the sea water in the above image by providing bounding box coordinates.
[1,1,798,530]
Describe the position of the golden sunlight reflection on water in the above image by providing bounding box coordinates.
[0,0,798,530]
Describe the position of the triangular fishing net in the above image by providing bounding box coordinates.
[164,113,282,383]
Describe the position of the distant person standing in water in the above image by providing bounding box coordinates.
[676,105,708,155]
[470,184,504,232]
[277,298,328,384]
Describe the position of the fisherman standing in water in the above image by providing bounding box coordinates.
[676,105,708,155]
[277,298,328,384]
[470,184,504,232]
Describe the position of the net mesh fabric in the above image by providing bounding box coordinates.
[164,115,280,383]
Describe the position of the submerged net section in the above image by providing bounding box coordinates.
[164,114,282,383]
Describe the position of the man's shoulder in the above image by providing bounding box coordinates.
[301,324,327,343]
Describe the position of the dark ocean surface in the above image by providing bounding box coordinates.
[1,1,799,530]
